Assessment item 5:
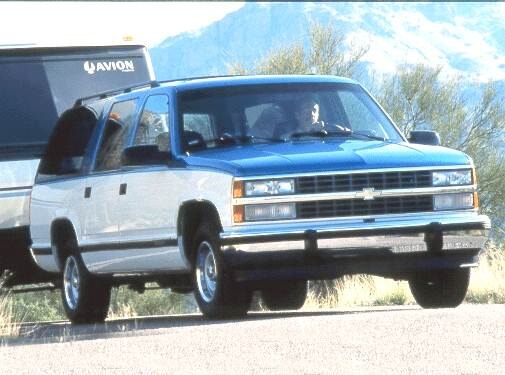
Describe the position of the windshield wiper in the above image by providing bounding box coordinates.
[290,128,352,139]
[206,134,285,146]
[238,135,286,143]
[350,131,387,142]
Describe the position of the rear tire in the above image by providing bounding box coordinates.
[409,268,470,309]
[262,280,308,311]
[192,222,252,319]
[60,238,111,324]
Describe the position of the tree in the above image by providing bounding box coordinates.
[229,22,368,78]
[375,64,505,238]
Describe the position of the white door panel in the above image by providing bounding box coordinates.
[117,167,186,272]
[119,168,177,241]
[82,174,121,243]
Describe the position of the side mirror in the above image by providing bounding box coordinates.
[408,130,441,146]
[121,145,171,166]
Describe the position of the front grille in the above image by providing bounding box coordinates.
[296,171,432,194]
[297,195,434,219]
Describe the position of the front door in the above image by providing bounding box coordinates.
[118,94,186,272]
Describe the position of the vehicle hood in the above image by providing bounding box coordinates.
[182,139,472,177]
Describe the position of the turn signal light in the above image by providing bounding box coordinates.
[233,205,244,223]
[473,191,479,208]
[233,181,243,198]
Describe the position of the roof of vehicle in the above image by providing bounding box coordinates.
[73,74,360,106]
[161,74,359,91]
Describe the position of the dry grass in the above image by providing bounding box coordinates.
[1,272,20,338]
[304,243,505,310]
[0,294,20,338]
[304,276,415,310]
[466,242,505,304]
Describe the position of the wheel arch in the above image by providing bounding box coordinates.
[50,218,79,271]
[177,200,222,265]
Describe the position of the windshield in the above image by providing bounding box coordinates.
[178,83,404,152]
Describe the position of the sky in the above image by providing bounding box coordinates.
[1,2,503,83]
[0,1,245,48]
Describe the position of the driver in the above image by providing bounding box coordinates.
[293,96,325,133]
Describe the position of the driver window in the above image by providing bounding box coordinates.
[134,95,170,152]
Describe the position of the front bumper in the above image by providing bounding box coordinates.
[220,211,490,282]
[221,211,490,254]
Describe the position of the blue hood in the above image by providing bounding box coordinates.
[183,139,472,176]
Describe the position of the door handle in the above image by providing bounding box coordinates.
[119,183,127,195]
[84,187,91,199]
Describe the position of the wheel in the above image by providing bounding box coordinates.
[409,268,470,309]
[261,280,308,311]
[192,222,252,319]
[61,238,111,324]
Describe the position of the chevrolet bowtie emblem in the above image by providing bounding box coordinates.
[359,187,381,200]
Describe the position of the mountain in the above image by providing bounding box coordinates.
[149,2,505,86]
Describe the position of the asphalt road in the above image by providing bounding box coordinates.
[1,304,504,374]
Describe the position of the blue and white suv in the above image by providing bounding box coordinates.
[28,75,490,323]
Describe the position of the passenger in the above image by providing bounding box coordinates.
[250,105,287,139]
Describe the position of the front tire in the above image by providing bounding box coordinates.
[192,222,252,319]
[262,280,308,311]
[409,268,470,308]
[61,239,111,324]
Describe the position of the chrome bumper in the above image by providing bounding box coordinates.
[221,211,490,255]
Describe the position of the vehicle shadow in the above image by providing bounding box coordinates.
[3,306,420,347]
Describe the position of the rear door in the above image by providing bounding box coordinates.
[80,99,139,273]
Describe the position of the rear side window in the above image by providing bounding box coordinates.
[36,104,102,181]
[95,99,138,171]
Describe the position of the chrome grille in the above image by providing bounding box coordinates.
[296,171,432,194]
[297,196,434,219]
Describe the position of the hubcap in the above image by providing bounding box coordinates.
[63,256,81,310]
[196,241,218,303]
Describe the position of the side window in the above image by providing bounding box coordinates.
[183,113,214,141]
[134,95,170,152]
[95,99,138,171]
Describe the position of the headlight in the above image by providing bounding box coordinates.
[433,193,474,210]
[244,179,295,196]
[432,170,472,186]
[244,203,296,221]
